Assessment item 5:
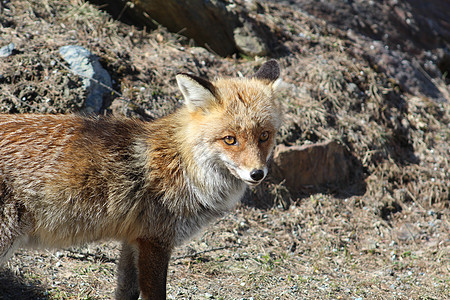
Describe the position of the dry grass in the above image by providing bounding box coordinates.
[0,0,449,299]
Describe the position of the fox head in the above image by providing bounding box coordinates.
[176,60,282,186]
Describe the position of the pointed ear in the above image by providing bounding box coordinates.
[253,60,282,91]
[253,60,280,82]
[176,73,217,111]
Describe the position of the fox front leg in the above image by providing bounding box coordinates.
[116,242,140,300]
[0,194,32,263]
[137,238,172,300]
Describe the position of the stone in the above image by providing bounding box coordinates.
[98,0,273,57]
[120,0,239,57]
[0,42,15,57]
[59,45,112,114]
[234,22,269,57]
[272,141,351,193]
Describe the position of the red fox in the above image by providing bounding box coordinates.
[0,60,282,299]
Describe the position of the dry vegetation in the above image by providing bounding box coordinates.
[0,0,449,299]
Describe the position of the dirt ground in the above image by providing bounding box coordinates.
[0,0,449,299]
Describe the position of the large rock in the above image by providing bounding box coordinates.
[131,0,238,56]
[59,45,112,114]
[272,141,352,193]
[94,0,272,57]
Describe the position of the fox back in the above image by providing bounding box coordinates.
[0,60,282,299]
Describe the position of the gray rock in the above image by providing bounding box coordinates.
[0,42,15,57]
[234,23,269,57]
[59,45,112,114]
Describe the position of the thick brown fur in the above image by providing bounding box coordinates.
[0,60,282,299]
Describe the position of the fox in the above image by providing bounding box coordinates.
[0,60,282,299]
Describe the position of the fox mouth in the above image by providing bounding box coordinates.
[244,179,263,186]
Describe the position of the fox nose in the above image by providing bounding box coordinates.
[250,169,265,181]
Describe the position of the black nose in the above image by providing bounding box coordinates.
[250,169,265,181]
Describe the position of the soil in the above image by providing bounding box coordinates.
[0,0,449,299]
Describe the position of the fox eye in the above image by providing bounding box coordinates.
[260,131,270,142]
[223,136,237,145]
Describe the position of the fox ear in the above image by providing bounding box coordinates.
[253,60,282,91]
[176,73,217,111]
[253,60,280,82]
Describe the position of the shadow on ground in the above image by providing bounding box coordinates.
[0,267,49,300]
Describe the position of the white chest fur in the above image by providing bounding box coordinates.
[173,179,247,246]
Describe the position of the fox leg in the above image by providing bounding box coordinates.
[0,203,19,262]
[115,242,140,300]
[0,181,32,263]
[136,238,172,300]
[0,202,31,263]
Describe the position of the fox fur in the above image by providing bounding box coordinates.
[0,60,282,299]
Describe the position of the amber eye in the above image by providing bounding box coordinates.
[223,136,237,145]
[260,131,270,142]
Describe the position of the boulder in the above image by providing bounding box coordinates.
[272,141,352,193]
[129,0,238,56]
[94,0,272,57]
[59,45,112,114]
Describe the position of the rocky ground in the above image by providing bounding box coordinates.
[0,0,449,299]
